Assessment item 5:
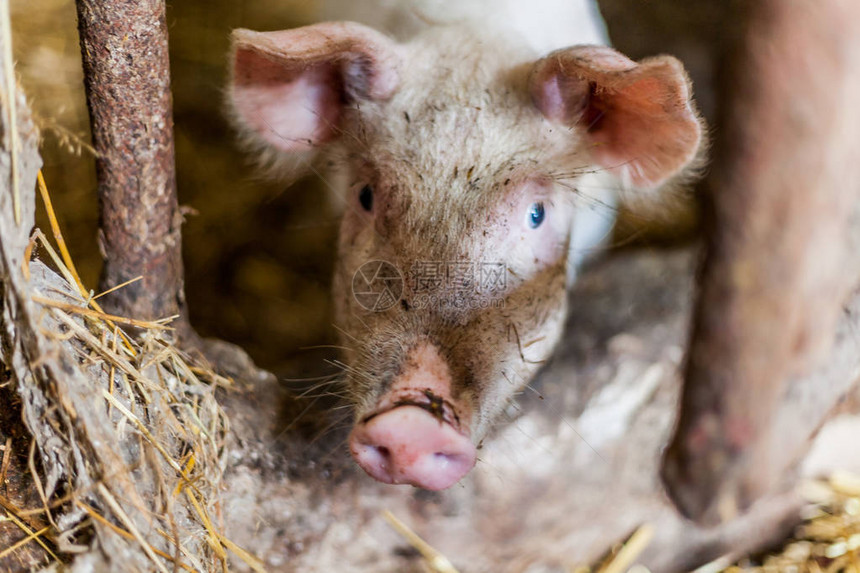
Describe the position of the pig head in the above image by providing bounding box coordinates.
[229,22,703,489]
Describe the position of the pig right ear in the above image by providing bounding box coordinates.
[230,23,401,152]
[529,46,702,190]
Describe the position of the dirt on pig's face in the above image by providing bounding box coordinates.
[229,21,702,489]
[326,34,586,489]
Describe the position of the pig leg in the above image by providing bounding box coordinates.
[662,0,860,523]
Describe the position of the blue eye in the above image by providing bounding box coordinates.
[528,202,545,229]
[359,184,373,211]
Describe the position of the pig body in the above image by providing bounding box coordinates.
[661,0,860,523]
[318,0,609,59]
[229,0,703,489]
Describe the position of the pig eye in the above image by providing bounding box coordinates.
[358,184,374,211]
[527,202,545,229]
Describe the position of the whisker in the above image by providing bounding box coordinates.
[332,323,360,343]
[307,413,353,448]
[520,379,607,465]
[281,373,341,383]
[300,344,354,352]
[293,390,350,401]
[276,394,324,440]
[315,432,353,466]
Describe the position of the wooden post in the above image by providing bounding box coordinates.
[75,0,191,337]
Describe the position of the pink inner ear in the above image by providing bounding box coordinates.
[232,48,342,151]
[531,46,702,189]
[229,23,401,154]
[588,70,701,188]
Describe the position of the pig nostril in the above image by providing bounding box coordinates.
[376,446,390,459]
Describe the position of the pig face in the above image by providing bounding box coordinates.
[230,23,702,489]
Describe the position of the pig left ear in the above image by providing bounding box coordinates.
[530,46,702,189]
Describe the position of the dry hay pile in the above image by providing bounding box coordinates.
[698,474,860,573]
[0,43,261,566]
[1,180,261,571]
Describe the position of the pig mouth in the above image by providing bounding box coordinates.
[360,388,465,433]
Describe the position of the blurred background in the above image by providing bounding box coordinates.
[12,0,734,376]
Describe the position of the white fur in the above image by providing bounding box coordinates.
[568,172,619,283]
[319,0,609,54]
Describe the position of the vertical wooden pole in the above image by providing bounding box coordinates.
[76,0,191,337]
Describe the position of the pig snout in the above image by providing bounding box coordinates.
[348,344,476,490]
[349,404,476,490]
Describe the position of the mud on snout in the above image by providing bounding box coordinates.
[347,343,477,491]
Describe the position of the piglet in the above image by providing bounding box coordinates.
[228,0,703,490]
